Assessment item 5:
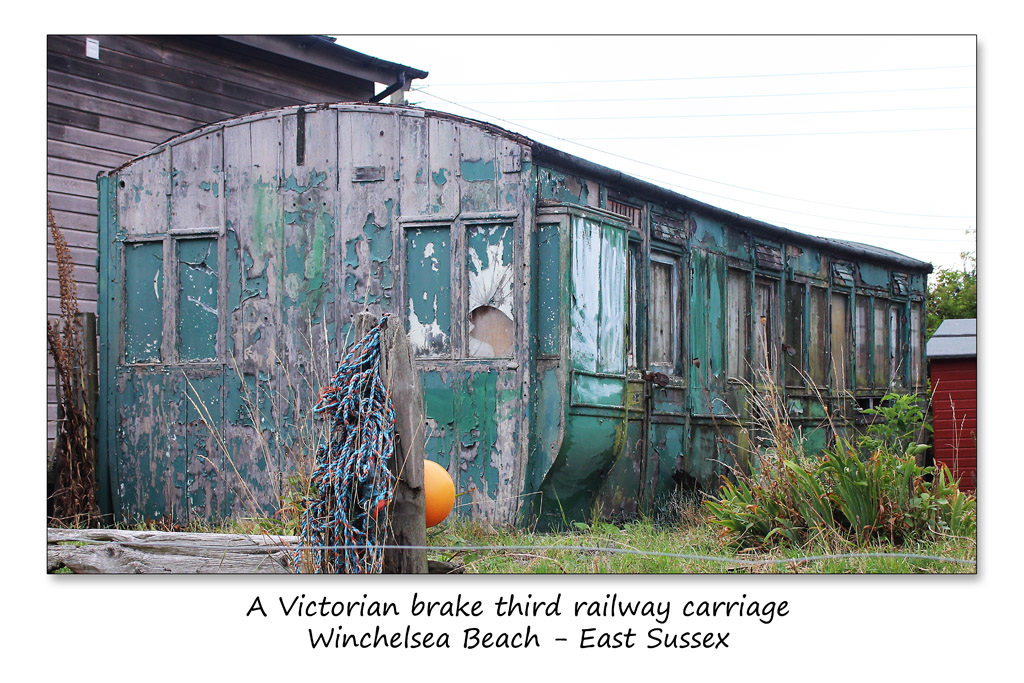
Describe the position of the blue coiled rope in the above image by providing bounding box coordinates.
[296,315,396,573]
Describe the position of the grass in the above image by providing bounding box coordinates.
[422,502,976,574]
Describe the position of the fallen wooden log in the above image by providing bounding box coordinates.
[47,528,462,574]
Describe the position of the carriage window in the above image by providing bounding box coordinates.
[649,255,677,371]
[753,278,775,381]
[570,216,626,374]
[124,241,164,363]
[406,226,452,357]
[467,224,515,358]
[177,237,219,362]
[597,222,627,374]
[873,299,887,386]
[910,302,923,386]
[830,292,849,389]
[726,268,750,381]
[808,286,828,386]
[889,304,904,387]
[855,297,870,389]
[784,282,804,387]
[627,243,642,368]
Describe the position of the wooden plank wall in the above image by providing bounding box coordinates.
[46,35,375,450]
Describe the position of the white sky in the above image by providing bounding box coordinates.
[338,35,976,274]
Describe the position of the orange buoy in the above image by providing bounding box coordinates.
[423,460,456,527]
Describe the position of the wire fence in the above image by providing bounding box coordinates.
[50,537,976,568]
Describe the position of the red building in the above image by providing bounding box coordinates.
[926,319,977,491]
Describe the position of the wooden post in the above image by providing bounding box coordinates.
[354,313,428,574]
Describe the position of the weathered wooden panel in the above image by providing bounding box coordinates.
[115,370,186,521]
[183,371,227,520]
[280,108,338,368]
[427,116,459,215]
[458,130,498,212]
[398,114,429,216]
[170,131,224,231]
[116,150,168,237]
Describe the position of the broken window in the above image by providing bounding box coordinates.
[467,224,515,358]
[649,254,677,372]
[124,240,164,363]
[855,297,870,389]
[784,281,804,387]
[726,268,750,381]
[406,226,452,357]
[753,278,775,382]
[807,286,828,386]
[830,292,849,390]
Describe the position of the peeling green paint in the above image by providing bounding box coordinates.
[460,159,495,182]
[177,238,219,361]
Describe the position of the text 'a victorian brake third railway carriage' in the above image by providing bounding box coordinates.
[96,102,931,527]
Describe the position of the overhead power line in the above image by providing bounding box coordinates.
[536,127,975,141]
[513,104,976,122]
[420,85,976,106]
[413,88,976,224]
[420,63,976,87]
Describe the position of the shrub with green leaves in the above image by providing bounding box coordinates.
[705,389,974,549]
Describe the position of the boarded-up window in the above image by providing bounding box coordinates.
[649,255,676,371]
[808,286,828,386]
[873,299,887,386]
[753,278,775,381]
[467,224,515,357]
[177,237,219,362]
[124,241,164,363]
[784,282,804,387]
[726,268,750,381]
[406,226,452,356]
[830,292,849,389]
[537,224,561,356]
[855,297,870,389]
[910,302,923,386]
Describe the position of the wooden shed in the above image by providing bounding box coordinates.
[926,318,977,491]
[96,102,932,528]
[47,34,427,451]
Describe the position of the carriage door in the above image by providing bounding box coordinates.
[640,242,689,505]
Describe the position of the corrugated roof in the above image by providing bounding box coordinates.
[927,318,977,359]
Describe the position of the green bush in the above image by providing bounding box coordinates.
[705,390,975,548]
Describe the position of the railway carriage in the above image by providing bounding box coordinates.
[96,102,930,526]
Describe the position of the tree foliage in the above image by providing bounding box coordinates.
[926,248,976,339]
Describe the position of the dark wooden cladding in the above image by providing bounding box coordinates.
[46,34,416,447]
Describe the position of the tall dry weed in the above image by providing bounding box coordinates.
[47,201,100,527]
